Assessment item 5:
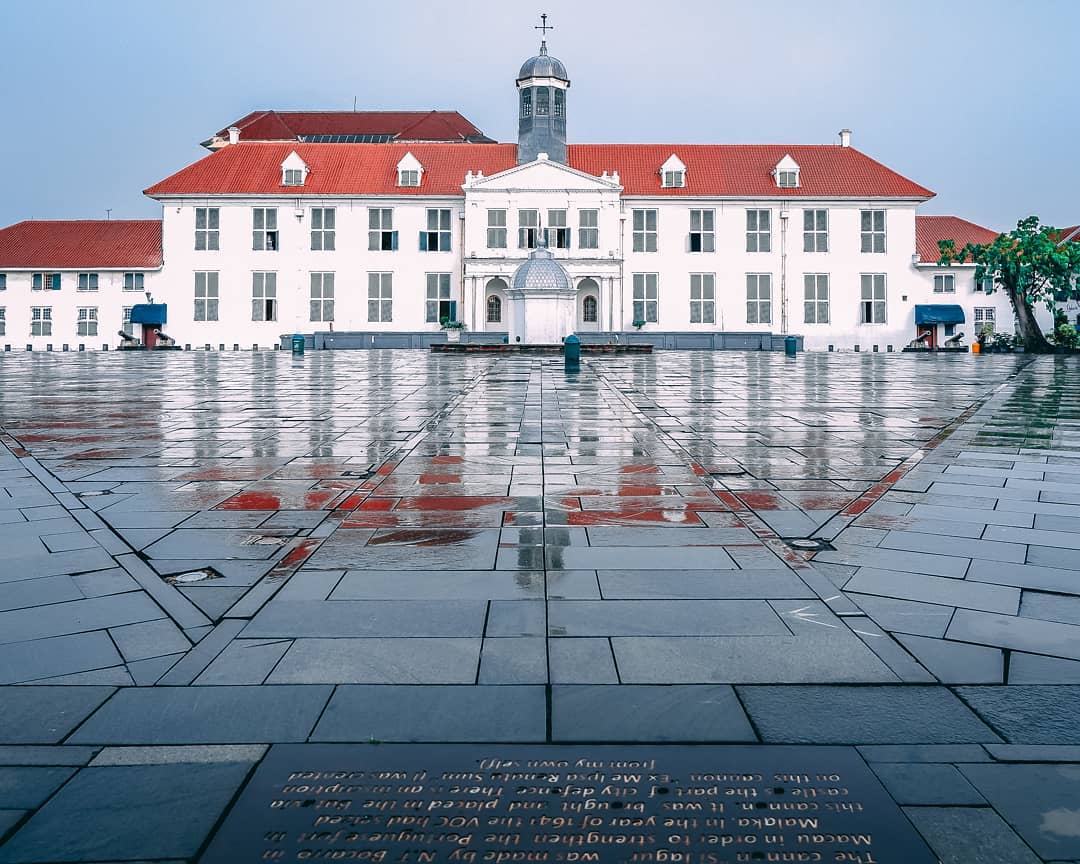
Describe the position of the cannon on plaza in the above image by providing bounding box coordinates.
[943,331,965,348]
[154,329,176,348]
[905,333,931,350]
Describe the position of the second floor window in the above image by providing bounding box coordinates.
[934,274,955,293]
[368,209,397,251]
[578,210,599,249]
[0,274,6,291]
[311,208,336,251]
[195,207,219,250]
[861,209,886,253]
[746,274,772,324]
[367,273,393,322]
[632,209,657,252]
[32,273,61,291]
[547,209,569,249]
[518,210,539,249]
[253,208,278,251]
[310,273,334,322]
[803,210,828,252]
[123,272,144,292]
[251,272,277,321]
[804,274,830,324]
[632,273,658,322]
[194,272,219,321]
[0,307,6,336]
[487,210,507,248]
[690,209,714,252]
[746,210,771,252]
[421,209,451,252]
[77,307,98,337]
[77,273,99,292]
[689,273,715,324]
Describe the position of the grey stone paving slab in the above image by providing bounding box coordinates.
[0,575,82,612]
[71,567,139,597]
[549,545,738,570]
[266,638,481,684]
[242,599,487,638]
[0,687,115,744]
[330,569,545,600]
[842,615,937,683]
[956,685,1080,744]
[858,744,991,763]
[1009,652,1080,683]
[477,637,547,684]
[878,529,1028,563]
[551,684,756,742]
[310,685,547,742]
[584,526,758,545]
[155,619,247,686]
[108,619,191,662]
[903,806,1042,864]
[0,762,252,864]
[969,559,1080,593]
[1020,590,1080,626]
[549,637,619,684]
[908,502,1035,527]
[814,543,971,577]
[0,592,165,645]
[113,553,210,630]
[895,633,1004,683]
[737,686,1001,743]
[1028,544,1080,571]
[548,599,787,636]
[870,762,985,804]
[0,766,76,809]
[0,631,123,685]
[0,747,97,766]
[179,585,248,619]
[845,567,1020,613]
[0,811,24,840]
[127,653,183,686]
[595,568,815,599]
[306,528,500,570]
[960,763,1080,859]
[485,600,546,636]
[947,609,1080,660]
[0,547,117,582]
[194,639,292,685]
[984,744,1080,762]
[68,685,333,744]
[89,744,267,766]
[611,629,898,683]
[985,524,1080,550]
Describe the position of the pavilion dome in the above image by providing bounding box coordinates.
[511,238,572,292]
[518,43,568,81]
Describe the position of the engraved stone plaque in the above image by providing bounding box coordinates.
[200,744,935,863]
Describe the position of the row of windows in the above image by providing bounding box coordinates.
[0,273,146,292]
[188,207,891,255]
[2,306,119,337]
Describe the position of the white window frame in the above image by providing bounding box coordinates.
[194,207,219,251]
[283,168,304,186]
[582,294,598,323]
[974,307,996,327]
[487,294,502,323]
[77,273,99,292]
[310,272,335,322]
[933,274,956,294]
[746,274,773,324]
[425,273,453,323]
[311,207,336,251]
[662,169,685,188]
[32,273,61,291]
[367,273,393,322]
[194,272,219,321]
[251,272,277,321]
[746,210,772,252]
[398,169,420,187]
[860,273,887,323]
[252,208,279,252]
[803,274,830,324]
[578,210,599,249]
[76,306,99,337]
[547,209,569,249]
[368,208,395,252]
[518,209,539,249]
[487,209,507,249]
[30,307,52,336]
[860,209,887,253]
[0,307,6,336]
[777,169,799,188]
[690,209,715,253]
[0,274,6,291]
[422,209,451,252]
[803,209,828,252]
[632,273,658,323]
[632,209,658,253]
[689,273,715,324]
[123,272,144,292]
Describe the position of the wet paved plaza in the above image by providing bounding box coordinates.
[1,350,1079,862]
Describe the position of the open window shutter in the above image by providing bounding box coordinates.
[391,231,399,251]
[53,273,61,290]
[440,232,451,252]
[419,232,428,251]
[448,301,457,322]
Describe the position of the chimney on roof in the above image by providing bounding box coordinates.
[228,126,241,146]
[839,129,852,148]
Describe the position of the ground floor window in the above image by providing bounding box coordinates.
[31,307,52,336]
[77,307,99,337]
[194,272,219,322]
[804,274,830,324]
[487,294,502,323]
[252,272,277,322]
[860,274,886,323]
[310,273,334,322]
[0,307,5,336]
[974,307,996,331]
[632,273,658,323]
[426,274,453,323]
[368,272,393,322]
[689,274,715,324]
[582,294,598,323]
[746,273,772,324]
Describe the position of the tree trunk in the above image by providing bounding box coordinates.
[1007,285,1052,352]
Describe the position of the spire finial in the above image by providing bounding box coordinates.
[535,12,553,52]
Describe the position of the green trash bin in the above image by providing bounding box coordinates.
[563,334,581,363]
[784,335,798,356]
[291,334,305,355]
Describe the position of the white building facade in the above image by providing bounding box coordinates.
[0,42,1058,353]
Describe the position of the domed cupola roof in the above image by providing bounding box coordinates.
[511,236,573,293]
[517,42,568,82]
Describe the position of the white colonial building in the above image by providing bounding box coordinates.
[0,39,1063,353]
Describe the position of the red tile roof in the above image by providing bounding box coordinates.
[0,220,162,269]
[215,110,488,143]
[915,215,999,264]
[146,142,934,199]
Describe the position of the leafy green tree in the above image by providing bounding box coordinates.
[938,217,1080,352]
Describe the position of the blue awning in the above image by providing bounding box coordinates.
[915,304,965,325]
[130,304,167,325]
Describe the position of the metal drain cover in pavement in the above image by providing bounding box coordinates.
[164,567,223,585]
[786,537,834,551]
[242,535,289,547]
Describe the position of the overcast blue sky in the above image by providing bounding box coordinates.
[2,0,1076,230]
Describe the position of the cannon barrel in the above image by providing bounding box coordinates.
[117,330,136,342]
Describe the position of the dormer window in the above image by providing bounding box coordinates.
[396,152,424,188]
[660,154,687,189]
[773,155,801,189]
[280,151,309,187]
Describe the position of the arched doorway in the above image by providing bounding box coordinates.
[484,277,508,332]
[577,278,600,332]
